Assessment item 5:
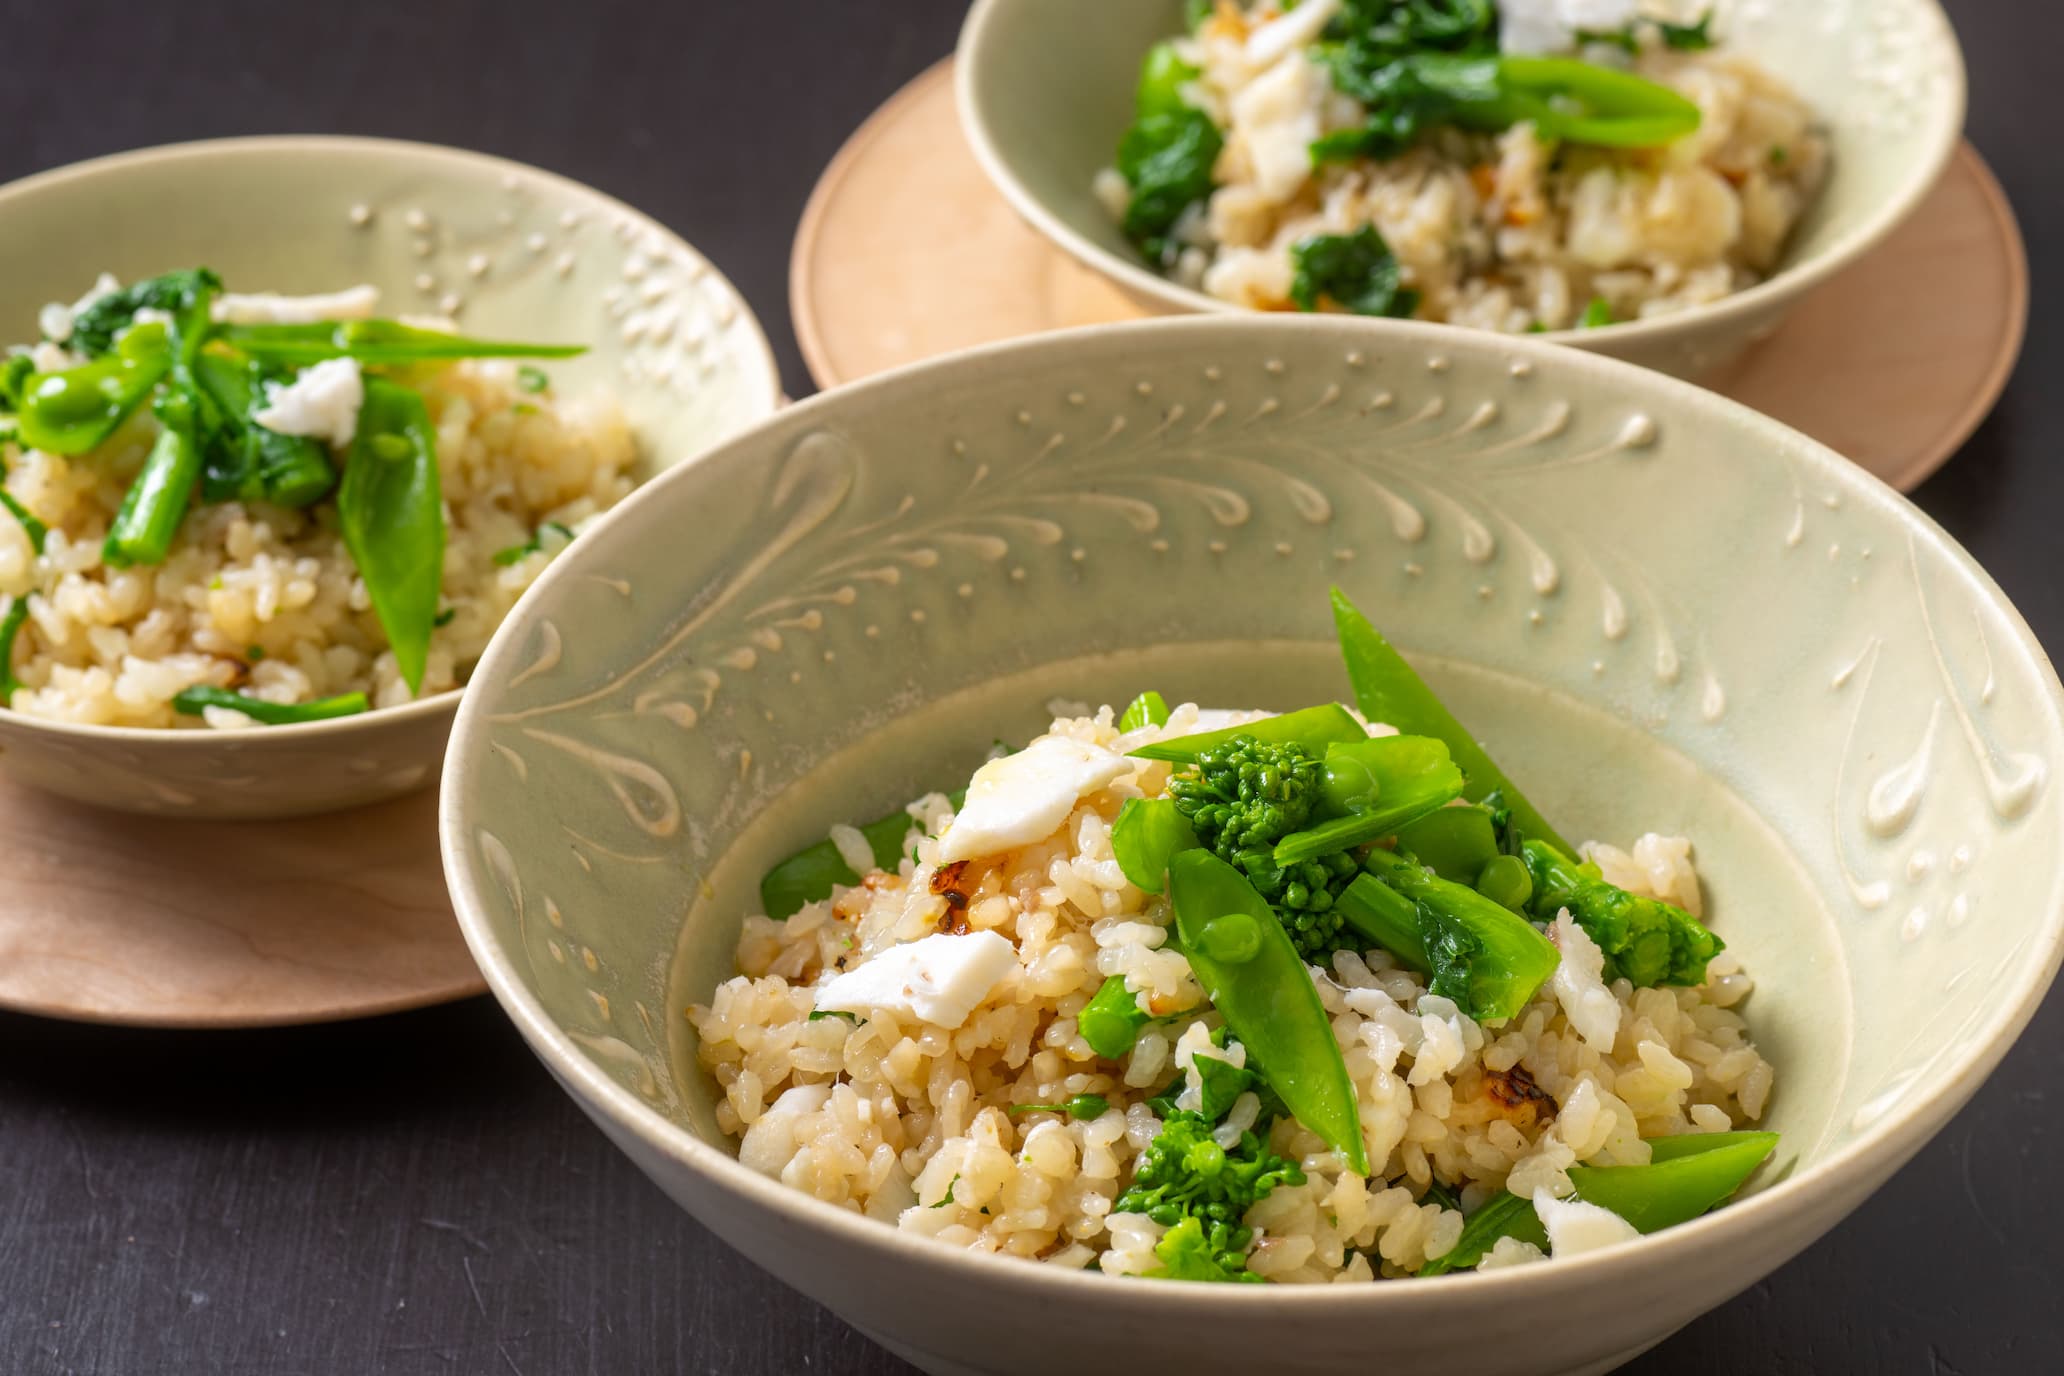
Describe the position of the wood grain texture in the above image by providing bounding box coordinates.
[0,783,482,1027]
[0,1,2058,1373]
[791,62,2026,496]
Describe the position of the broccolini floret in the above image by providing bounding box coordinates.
[1114,1108,1304,1283]
[1170,735,1362,959]
[1521,839,1724,987]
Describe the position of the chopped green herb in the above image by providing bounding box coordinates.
[1580,296,1615,329]
[0,491,47,555]
[246,645,265,662]
[171,685,370,726]
[432,607,456,628]
[0,595,28,699]
[1769,144,1789,167]
[807,1008,857,1023]
[1659,10,1717,50]
[1289,226,1420,319]
[491,520,575,567]
[1008,1093,1110,1121]
[516,365,550,394]
[930,1174,960,1208]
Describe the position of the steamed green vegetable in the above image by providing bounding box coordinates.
[1169,849,1369,1173]
[103,388,202,568]
[1114,42,1222,266]
[1331,587,1573,853]
[1008,1094,1110,1122]
[0,597,27,699]
[1357,848,1560,1021]
[1110,797,1200,893]
[1117,690,1171,733]
[1131,702,1366,763]
[64,268,222,359]
[758,787,968,919]
[1393,804,1499,883]
[1271,735,1465,866]
[0,492,47,556]
[1079,974,1156,1060]
[1114,1107,1304,1282]
[171,685,370,725]
[215,319,586,367]
[190,349,335,507]
[1289,226,1419,318]
[338,379,442,694]
[14,322,171,455]
[1521,838,1724,987]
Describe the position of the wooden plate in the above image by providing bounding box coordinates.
[793,58,2029,493]
[0,784,482,1027]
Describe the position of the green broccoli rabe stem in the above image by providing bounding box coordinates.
[1520,839,1724,987]
[0,595,29,700]
[1113,1107,1304,1283]
[214,319,587,367]
[170,685,369,726]
[103,389,202,569]
[1358,849,1560,1023]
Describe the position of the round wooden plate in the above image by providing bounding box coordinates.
[793,59,2029,494]
[0,784,482,1027]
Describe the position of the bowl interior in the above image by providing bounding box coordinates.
[446,316,2063,1254]
[959,0,1965,315]
[0,135,781,482]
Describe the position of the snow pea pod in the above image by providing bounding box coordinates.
[1131,702,1367,763]
[1117,690,1170,733]
[218,319,586,368]
[1330,587,1573,854]
[1566,1131,1779,1232]
[1395,805,1499,883]
[1169,849,1370,1174]
[14,322,170,455]
[171,685,370,725]
[1272,736,1465,866]
[1078,974,1154,1060]
[1110,797,1200,893]
[1490,56,1702,148]
[1360,849,1560,1022]
[339,379,442,694]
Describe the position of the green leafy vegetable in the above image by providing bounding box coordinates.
[1110,797,1201,893]
[1490,55,1702,147]
[14,322,172,456]
[190,350,336,507]
[1169,850,1370,1173]
[338,379,442,694]
[1118,690,1171,733]
[1354,849,1561,1021]
[1659,10,1716,50]
[171,685,370,725]
[65,268,222,358]
[1289,226,1420,318]
[1331,587,1573,853]
[492,520,575,566]
[1521,838,1724,987]
[1114,1107,1305,1283]
[1312,51,1503,164]
[1008,1094,1111,1121]
[1191,1053,1261,1122]
[1418,1190,1546,1275]
[1117,109,1222,266]
[214,319,586,368]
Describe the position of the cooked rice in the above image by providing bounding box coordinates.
[689,702,1771,1281]
[0,357,635,726]
[1097,3,1829,330]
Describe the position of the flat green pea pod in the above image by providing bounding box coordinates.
[217,319,587,368]
[1566,1131,1779,1232]
[1330,587,1574,854]
[1117,690,1170,733]
[1110,797,1200,893]
[1131,702,1367,764]
[339,379,443,694]
[757,788,966,919]
[1488,56,1702,148]
[1394,805,1499,883]
[14,322,171,455]
[1272,735,1466,867]
[1168,849,1370,1175]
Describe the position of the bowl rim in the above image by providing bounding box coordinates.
[952,0,1970,348]
[0,132,784,747]
[441,313,2064,1308]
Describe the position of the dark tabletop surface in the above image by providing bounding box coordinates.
[1,2,2058,1372]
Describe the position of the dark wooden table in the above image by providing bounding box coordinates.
[1,2,2056,1372]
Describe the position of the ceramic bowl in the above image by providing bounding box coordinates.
[956,0,1966,381]
[441,316,2064,1376]
[0,135,780,817]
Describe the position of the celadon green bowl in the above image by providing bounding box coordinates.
[441,316,2064,1376]
[956,0,1966,382]
[0,135,780,817]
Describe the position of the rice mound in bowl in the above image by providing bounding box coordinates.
[690,699,1771,1281]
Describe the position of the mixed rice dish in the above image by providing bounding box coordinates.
[1096,0,1828,331]
[0,269,634,729]
[692,590,1776,1283]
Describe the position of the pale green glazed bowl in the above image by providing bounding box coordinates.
[956,0,1966,382]
[0,135,780,817]
[441,317,2064,1376]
